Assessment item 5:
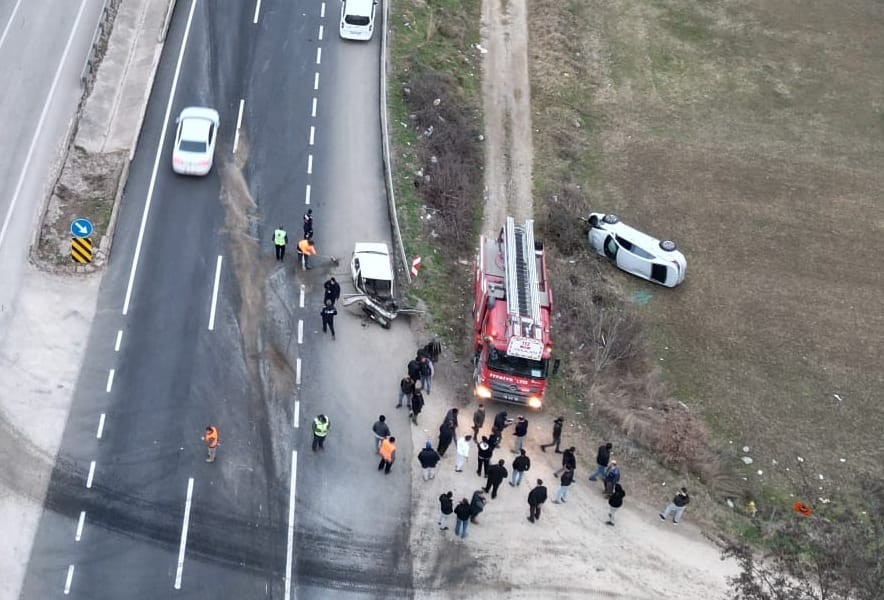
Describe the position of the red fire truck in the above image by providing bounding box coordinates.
[472,217,554,409]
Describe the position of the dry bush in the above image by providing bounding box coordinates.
[536,184,588,257]
[404,70,482,246]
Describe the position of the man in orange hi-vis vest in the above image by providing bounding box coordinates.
[378,436,397,474]
[297,238,317,270]
[202,425,219,463]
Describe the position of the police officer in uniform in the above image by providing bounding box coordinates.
[312,414,330,451]
[273,225,288,261]
[321,299,338,339]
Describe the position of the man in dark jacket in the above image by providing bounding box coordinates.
[407,358,422,382]
[371,415,390,451]
[512,415,528,453]
[469,489,487,524]
[454,498,472,538]
[320,300,337,339]
[660,487,691,523]
[418,441,441,481]
[472,404,485,438]
[419,356,434,395]
[476,436,494,476]
[493,410,511,433]
[588,442,613,481]
[604,460,621,496]
[554,466,575,503]
[484,459,508,499]
[554,447,577,478]
[438,491,454,530]
[509,449,531,486]
[607,483,626,525]
[540,416,564,453]
[410,389,425,425]
[527,479,548,523]
[437,421,455,457]
[397,375,415,409]
[443,407,459,431]
[323,277,341,305]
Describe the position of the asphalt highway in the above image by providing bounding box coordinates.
[21,0,415,598]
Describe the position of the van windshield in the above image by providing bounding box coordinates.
[345,14,370,25]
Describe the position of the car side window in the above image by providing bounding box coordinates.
[604,236,618,260]
[208,123,214,145]
[615,235,634,252]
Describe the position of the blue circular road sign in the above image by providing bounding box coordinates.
[70,218,94,238]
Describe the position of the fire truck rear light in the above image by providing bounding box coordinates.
[475,385,492,399]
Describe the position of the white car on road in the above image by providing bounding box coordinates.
[339,0,377,40]
[172,107,219,176]
[587,213,687,287]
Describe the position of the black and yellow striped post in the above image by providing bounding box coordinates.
[71,237,93,263]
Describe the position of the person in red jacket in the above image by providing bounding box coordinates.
[202,425,219,463]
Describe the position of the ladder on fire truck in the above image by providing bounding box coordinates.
[503,217,542,338]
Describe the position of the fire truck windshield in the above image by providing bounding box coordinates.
[487,348,548,378]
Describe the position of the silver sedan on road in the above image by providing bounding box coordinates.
[172,106,219,176]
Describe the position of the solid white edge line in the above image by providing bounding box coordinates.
[309,126,315,146]
[96,413,106,439]
[0,0,88,251]
[311,97,317,118]
[85,461,95,489]
[297,319,303,344]
[105,369,115,393]
[294,400,300,428]
[295,358,301,385]
[114,329,123,352]
[314,72,320,90]
[253,0,262,24]
[318,24,324,41]
[299,285,305,308]
[75,511,85,541]
[305,184,311,205]
[63,564,74,594]
[0,0,24,53]
[320,2,325,18]
[174,477,195,590]
[122,0,199,316]
[316,47,321,65]
[307,154,313,175]
[284,450,298,600]
[233,99,244,154]
[208,255,223,330]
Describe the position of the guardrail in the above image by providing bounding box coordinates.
[380,0,411,283]
[80,0,121,88]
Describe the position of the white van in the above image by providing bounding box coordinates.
[339,0,377,41]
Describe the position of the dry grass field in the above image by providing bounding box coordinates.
[529,0,884,500]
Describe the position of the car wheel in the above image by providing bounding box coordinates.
[588,215,599,227]
[659,240,677,252]
[602,214,619,225]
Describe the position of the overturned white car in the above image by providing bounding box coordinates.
[587,213,686,288]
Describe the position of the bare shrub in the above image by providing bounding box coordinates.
[537,184,588,256]
[405,70,482,246]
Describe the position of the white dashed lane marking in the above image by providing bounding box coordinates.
[96,413,106,439]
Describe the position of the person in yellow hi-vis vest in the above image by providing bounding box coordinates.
[273,225,288,261]
[298,238,317,270]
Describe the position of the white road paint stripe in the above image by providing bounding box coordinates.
[296,358,301,385]
[63,564,74,594]
[311,97,317,118]
[0,0,25,53]
[96,413,106,439]
[284,450,298,600]
[174,478,195,590]
[294,400,300,428]
[297,320,303,344]
[314,72,319,90]
[252,0,262,24]
[320,2,325,18]
[316,47,321,65]
[75,511,85,541]
[85,461,95,489]
[0,0,89,252]
[318,25,324,41]
[122,0,199,316]
[307,154,313,175]
[309,126,315,146]
[305,184,311,205]
[232,99,245,154]
[299,285,305,308]
[114,329,123,352]
[208,255,223,330]
[105,369,115,393]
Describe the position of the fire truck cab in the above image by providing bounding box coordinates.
[472,217,553,409]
